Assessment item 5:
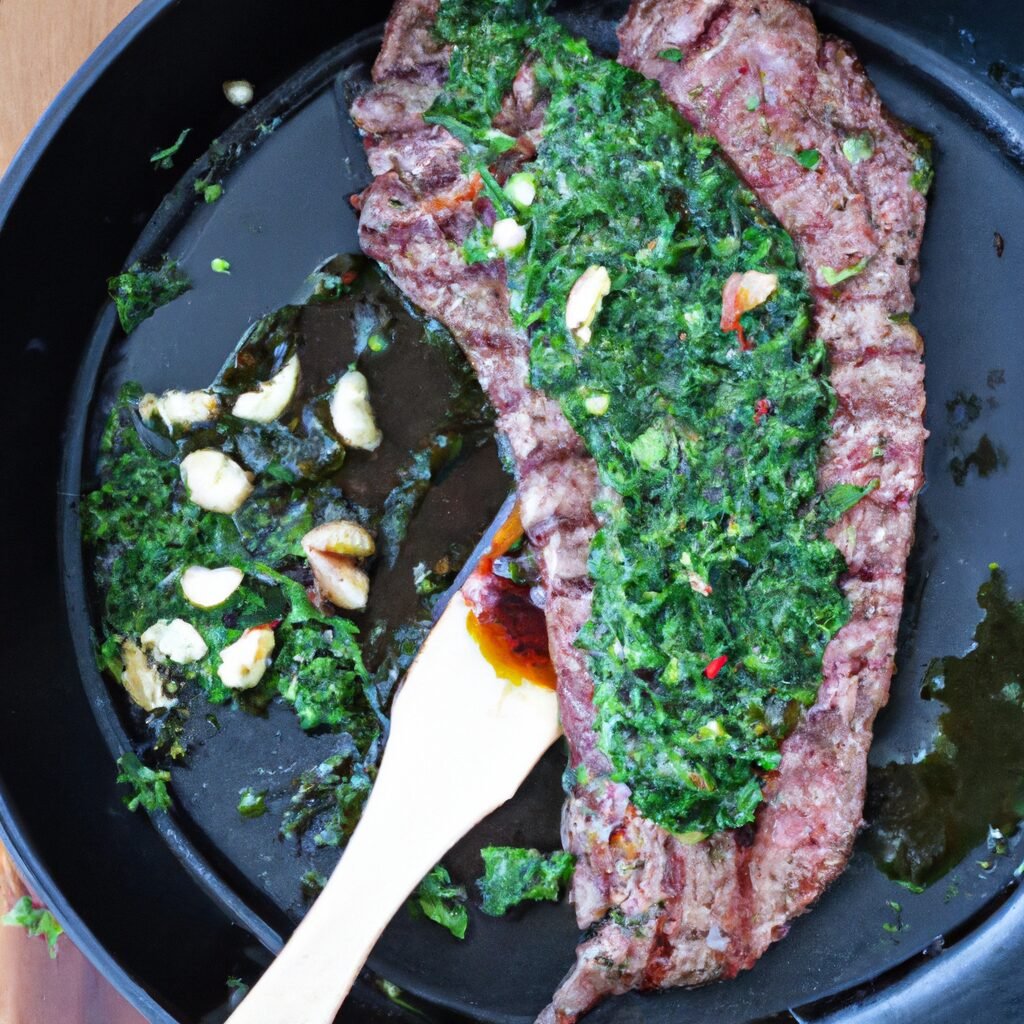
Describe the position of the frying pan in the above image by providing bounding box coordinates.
[2,0,1023,1021]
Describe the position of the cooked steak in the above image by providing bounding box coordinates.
[352,1,928,1020]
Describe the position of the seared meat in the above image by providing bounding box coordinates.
[352,2,609,792]
[352,1,927,1020]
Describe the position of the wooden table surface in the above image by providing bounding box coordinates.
[2,7,148,1021]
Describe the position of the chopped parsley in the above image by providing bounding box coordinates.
[794,148,821,170]
[195,180,224,203]
[821,258,869,286]
[300,869,327,898]
[412,864,468,939]
[84,376,374,734]
[237,787,268,818]
[658,48,683,62]
[107,257,192,334]
[116,752,172,813]
[211,257,232,274]
[906,127,935,195]
[821,479,880,519]
[3,897,63,958]
[431,0,857,835]
[841,132,874,164]
[376,979,430,1019]
[281,753,374,848]
[476,847,575,915]
[151,128,191,170]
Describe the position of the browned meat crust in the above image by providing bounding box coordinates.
[351,0,609,786]
[352,2,928,1021]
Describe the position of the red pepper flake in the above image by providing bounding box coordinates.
[754,398,773,424]
[341,270,359,286]
[424,172,483,214]
[738,63,750,75]
[704,654,728,679]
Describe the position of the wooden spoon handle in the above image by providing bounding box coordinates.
[227,594,561,1024]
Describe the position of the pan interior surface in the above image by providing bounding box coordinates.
[56,2,1024,1022]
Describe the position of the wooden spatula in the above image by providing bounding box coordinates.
[227,501,562,1024]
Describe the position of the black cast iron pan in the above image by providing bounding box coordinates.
[2,0,1024,1021]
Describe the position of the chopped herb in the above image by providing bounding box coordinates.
[658,48,683,62]
[116,752,172,813]
[376,979,429,1019]
[896,880,926,894]
[906,127,935,195]
[194,180,223,203]
[476,847,575,916]
[107,257,192,334]
[820,258,869,286]
[412,865,468,939]
[745,94,761,111]
[366,332,389,352]
[821,479,879,519]
[841,132,874,164]
[226,977,249,995]
[300,869,327,898]
[882,898,907,935]
[794,148,821,170]
[3,897,63,958]
[432,0,850,834]
[150,128,191,169]
[281,754,374,848]
[211,257,231,274]
[237,787,268,818]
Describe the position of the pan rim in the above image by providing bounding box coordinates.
[0,3,200,1018]
[1,1,1022,1022]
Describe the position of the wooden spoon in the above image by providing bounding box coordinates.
[227,506,562,1024]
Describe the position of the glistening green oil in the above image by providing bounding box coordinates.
[868,567,1024,888]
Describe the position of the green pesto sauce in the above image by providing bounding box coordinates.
[432,1,858,835]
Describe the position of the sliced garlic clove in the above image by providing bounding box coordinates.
[140,618,208,665]
[566,265,612,345]
[504,172,537,209]
[330,369,382,451]
[232,354,299,423]
[139,389,220,431]
[492,217,527,253]
[223,79,255,106]
[732,270,779,314]
[301,520,376,559]
[306,549,370,611]
[181,565,244,608]
[217,625,276,691]
[120,639,175,712]
[180,449,254,514]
